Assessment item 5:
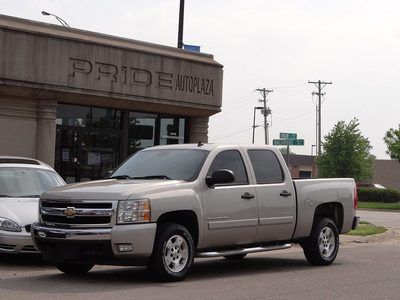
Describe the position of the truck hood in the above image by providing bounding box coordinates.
[41,179,188,200]
[0,198,39,226]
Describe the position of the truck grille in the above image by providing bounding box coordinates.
[40,200,116,226]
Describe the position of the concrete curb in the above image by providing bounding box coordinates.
[358,208,400,213]
[341,228,400,244]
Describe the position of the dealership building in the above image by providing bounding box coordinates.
[0,15,223,182]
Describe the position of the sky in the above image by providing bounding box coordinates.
[1,0,399,158]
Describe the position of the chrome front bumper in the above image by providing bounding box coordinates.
[31,222,157,261]
[31,223,112,241]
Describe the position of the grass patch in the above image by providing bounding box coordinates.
[347,221,387,236]
[358,202,400,210]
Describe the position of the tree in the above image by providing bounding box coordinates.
[316,118,374,181]
[384,125,400,161]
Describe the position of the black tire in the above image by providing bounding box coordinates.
[148,223,195,282]
[56,263,94,275]
[223,253,247,260]
[300,218,339,266]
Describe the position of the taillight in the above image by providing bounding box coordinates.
[354,187,358,209]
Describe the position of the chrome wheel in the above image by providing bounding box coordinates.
[301,218,339,266]
[149,224,194,282]
[163,234,189,273]
[318,226,335,258]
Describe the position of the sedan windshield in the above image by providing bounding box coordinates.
[111,149,209,182]
[0,167,64,198]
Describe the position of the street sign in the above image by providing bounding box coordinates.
[273,139,304,146]
[279,132,297,140]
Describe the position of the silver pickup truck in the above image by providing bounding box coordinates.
[32,144,359,281]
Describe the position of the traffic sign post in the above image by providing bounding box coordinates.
[273,133,305,167]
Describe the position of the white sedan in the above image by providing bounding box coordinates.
[0,156,65,254]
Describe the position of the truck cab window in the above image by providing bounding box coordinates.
[207,150,248,185]
[248,150,284,184]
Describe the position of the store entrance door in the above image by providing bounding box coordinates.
[55,126,120,183]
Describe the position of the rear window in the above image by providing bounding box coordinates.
[247,150,284,184]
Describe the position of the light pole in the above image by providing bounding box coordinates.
[252,106,263,144]
[311,144,316,156]
[41,11,70,27]
[177,0,185,48]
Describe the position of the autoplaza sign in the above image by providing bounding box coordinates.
[273,132,304,146]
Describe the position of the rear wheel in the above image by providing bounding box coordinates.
[300,218,339,266]
[148,223,195,282]
[56,263,94,275]
[223,253,247,260]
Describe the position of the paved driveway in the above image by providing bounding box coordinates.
[357,209,400,228]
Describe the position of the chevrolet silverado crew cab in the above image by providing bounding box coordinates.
[32,144,359,282]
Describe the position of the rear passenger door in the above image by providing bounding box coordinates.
[201,150,257,248]
[247,149,296,242]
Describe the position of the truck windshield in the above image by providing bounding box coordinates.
[111,149,209,182]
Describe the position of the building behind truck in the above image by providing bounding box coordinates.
[0,14,223,183]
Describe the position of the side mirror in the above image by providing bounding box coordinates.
[206,169,235,187]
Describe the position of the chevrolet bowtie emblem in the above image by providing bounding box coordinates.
[64,207,77,218]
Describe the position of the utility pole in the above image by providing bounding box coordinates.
[255,88,273,145]
[308,80,332,156]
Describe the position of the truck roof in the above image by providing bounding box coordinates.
[146,143,279,152]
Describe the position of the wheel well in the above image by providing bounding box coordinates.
[313,202,344,232]
[156,210,199,246]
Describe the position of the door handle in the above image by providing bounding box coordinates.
[280,190,292,197]
[241,192,255,200]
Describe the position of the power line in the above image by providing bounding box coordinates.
[308,80,332,156]
[275,110,314,122]
[210,127,253,142]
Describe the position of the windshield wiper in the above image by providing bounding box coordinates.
[110,175,132,180]
[131,175,173,180]
[17,194,41,198]
[0,194,12,197]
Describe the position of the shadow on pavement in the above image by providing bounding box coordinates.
[0,255,323,294]
[0,253,51,268]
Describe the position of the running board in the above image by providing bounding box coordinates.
[196,243,292,258]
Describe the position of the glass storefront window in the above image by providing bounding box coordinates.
[160,118,186,145]
[56,104,90,127]
[55,103,187,182]
[79,131,120,181]
[128,112,157,155]
[92,107,121,129]
[56,104,121,129]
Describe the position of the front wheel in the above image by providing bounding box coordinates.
[300,218,339,266]
[56,263,94,275]
[148,223,195,282]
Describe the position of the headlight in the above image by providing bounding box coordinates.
[0,217,22,232]
[117,199,151,224]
